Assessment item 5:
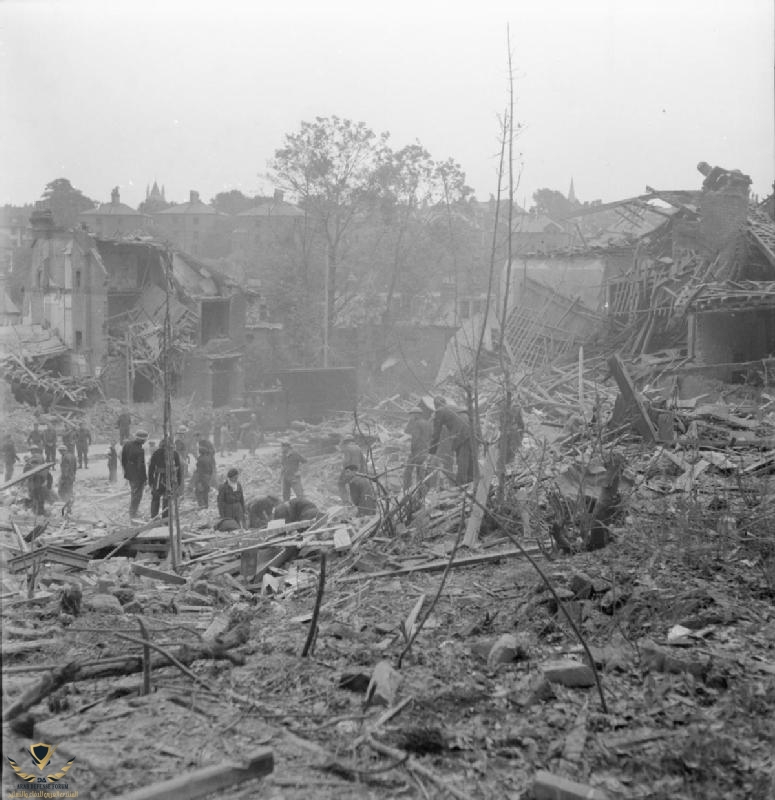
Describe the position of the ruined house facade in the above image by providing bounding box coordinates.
[20,209,246,406]
[499,166,775,387]
[23,208,107,377]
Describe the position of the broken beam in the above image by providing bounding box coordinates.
[337,547,539,583]
[9,545,89,574]
[0,462,56,492]
[111,748,273,800]
[608,354,657,443]
[131,563,187,585]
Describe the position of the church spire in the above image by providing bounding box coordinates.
[568,178,577,204]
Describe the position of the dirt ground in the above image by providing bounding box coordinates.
[2,428,775,800]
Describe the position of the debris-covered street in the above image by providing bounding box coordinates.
[2,338,775,799]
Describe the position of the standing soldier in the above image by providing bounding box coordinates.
[117,407,132,444]
[121,430,148,519]
[217,467,245,528]
[75,421,92,469]
[57,445,77,503]
[403,408,433,491]
[27,422,43,451]
[199,411,212,443]
[42,422,57,466]
[107,442,118,483]
[429,397,475,486]
[62,425,76,454]
[174,427,189,483]
[219,419,230,457]
[25,446,52,516]
[337,436,367,503]
[148,437,182,520]
[342,465,377,516]
[194,440,216,509]
[280,441,306,500]
[2,433,18,482]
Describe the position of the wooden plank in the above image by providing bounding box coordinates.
[9,545,89,574]
[608,354,657,443]
[244,546,300,590]
[131,563,187,585]
[337,547,538,583]
[188,528,338,565]
[77,508,195,557]
[102,749,273,800]
[3,639,59,656]
[76,520,157,556]
[0,461,56,492]
[462,446,498,548]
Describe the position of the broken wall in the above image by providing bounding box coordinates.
[691,308,775,369]
[699,189,749,255]
[504,255,606,312]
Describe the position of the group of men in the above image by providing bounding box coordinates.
[280,436,377,517]
[3,419,97,516]
[8,393,524,527]
[403,395,524,489]
[119,427,248,527]
[24,421,93,469]
[121,430,184,520]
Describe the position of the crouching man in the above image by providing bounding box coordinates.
[273,497,320,524]
[342,464,377,516]
[246,494,280,529]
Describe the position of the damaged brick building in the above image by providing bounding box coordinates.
[14,206,246,406]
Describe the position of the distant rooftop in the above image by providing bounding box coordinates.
[156,190,220,216]
[80,187,144,217]
[238,200,304,218]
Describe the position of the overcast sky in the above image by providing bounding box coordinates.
[1,0,773,210]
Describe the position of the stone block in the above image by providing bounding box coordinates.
[533,770,609,800]
[542,659,595,688]
[84,593,124,614]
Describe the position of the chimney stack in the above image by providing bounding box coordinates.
[30,204,55,236]
[273,189,284,203]
[111,186,120,205]
[190,190,200,204]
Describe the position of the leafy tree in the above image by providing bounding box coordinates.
[269,116,391,362]
[41,178,96,229]
[372,146,472,326]
[531,188,577,220]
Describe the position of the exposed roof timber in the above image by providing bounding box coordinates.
[562,190,698,219]
[746,208,775,267]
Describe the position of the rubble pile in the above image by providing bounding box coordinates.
[2,348,774,797]
[1,351,104,408]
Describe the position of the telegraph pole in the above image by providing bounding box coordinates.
[162,248,181,567]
